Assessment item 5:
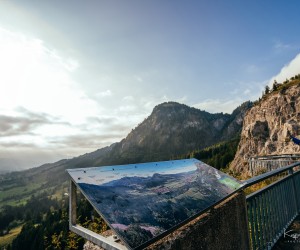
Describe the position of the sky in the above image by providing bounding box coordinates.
[68,158,199,185]
[1,0,300,171]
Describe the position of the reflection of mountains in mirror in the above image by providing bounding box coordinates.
[76,160,240,249]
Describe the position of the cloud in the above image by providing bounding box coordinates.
[123,96,134,101]
[178,96,187,103]
[0,28,113,168]
[268,53,300,85]
[0,114,46,137]
[47,48,80,72]
[0,108,77,153]
[0,147,70,170]
[0,141,37,148]
[50,134,123,149]
[273,40,294,53]
[0,27,98,124]
[244,64,260,74]
[134,75,143,82]
[0,108,65,137]
[86,116,116,124]
[118,105,136,113]
[193,98,244,114]
[96,90,112,97]
[80,116,133,134]
[243,89,251,95]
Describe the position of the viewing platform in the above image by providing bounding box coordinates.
[67,157,300,250]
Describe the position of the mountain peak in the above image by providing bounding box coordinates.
[95,101,250,165]
[152,101,190,113]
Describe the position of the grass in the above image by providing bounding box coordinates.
[1,197,30,209]
[243,172,288,195]
[0,182,46,209]
[0,225,22,248]
[0,182,43,200]
[0,163,70,209]
[0,180,66,209]
[50,181,68,200]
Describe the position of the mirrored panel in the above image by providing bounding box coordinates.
[67,158,241,249]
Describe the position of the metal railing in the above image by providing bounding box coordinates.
[242,162,300,250]
[248,154,300,176]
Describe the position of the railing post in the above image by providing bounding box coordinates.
[69,180,77,227]
[289,168,300,213]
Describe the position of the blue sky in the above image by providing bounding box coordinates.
[68,158,199,185]
[1,1,300,170]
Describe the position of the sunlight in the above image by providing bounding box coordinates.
[0,27,97,124]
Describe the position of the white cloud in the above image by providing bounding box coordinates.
[273,40,294,52]
[161,95,168,102]
[243,89,251,95]
[244,64,259,74]
[47,48,79,72]
[96,89,112,97]
[268,53,300,85]
[178,96,187,103]
[0,27,98,124]
[118,105,136,112]
[123,96,134,101]
[0,27,108,163]
[134,75,143,82]
[193,98,243,114]
[0,28,155,170]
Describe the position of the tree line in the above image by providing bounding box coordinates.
[183,138,240,170]
[262,73,300,99]
[1,193,108,250]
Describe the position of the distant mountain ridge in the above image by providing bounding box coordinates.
[87,101,252,166]
[0,101,252,207]
[4,101,252,173]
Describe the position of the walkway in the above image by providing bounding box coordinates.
[273,215,300,250]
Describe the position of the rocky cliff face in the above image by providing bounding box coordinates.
[230,83,300,175]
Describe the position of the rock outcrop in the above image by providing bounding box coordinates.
[230,83,300,176]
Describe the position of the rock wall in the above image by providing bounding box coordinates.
[230,84,300,176]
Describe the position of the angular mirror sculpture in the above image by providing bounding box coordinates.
[67,158,241,249]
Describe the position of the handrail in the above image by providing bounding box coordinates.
[249,154,300,160]
[246,172,296,201]
[242,161,300,188]
[244,160,300,250]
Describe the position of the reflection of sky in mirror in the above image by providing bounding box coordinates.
[68,158,199,185]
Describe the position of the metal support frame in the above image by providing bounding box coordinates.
[69,180,128,250]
